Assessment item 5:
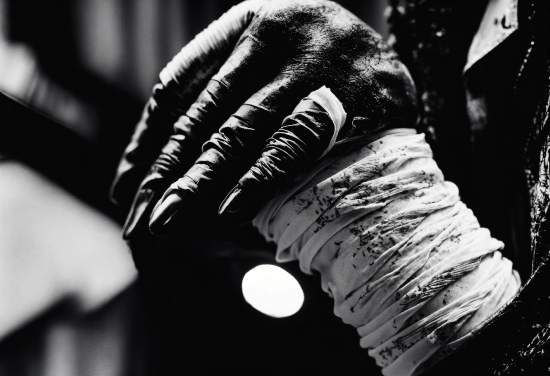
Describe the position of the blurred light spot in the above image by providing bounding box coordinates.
[242,265,304,318]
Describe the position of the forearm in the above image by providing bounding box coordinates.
[252,91,520,375]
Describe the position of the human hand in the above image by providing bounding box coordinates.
[111,0,417,241]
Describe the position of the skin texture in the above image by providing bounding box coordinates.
[110,0,418,255]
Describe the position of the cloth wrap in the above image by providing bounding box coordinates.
[253,89,520,376]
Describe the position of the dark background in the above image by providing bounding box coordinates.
[0,1,390,375]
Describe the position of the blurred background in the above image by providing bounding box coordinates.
[0,1,389,375]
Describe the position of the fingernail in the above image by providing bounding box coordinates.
[149,192,182,235]
[123,188,155,240]
[218,186,242,216]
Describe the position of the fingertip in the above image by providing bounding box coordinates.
[122,188,155,240]
[218,179,267,223]
[218,186,243,216]
[149,192,183,236]
[111,161,148,212]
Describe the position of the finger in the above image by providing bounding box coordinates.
[110,0,262,211]
[148,73,320,236]
[122,17,290,239]
[218,86,347,220]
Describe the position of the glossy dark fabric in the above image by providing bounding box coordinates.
[389,0,550,373]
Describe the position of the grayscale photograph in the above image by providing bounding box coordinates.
[0,0,547,375]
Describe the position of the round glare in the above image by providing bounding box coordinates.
[242,264,304,318]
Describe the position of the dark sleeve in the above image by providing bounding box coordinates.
[387,1,550,374]
[390,0,550,375]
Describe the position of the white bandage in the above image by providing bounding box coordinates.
[253,129,520,376]
[296,86,347,159]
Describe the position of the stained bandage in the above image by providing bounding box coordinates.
[253,95,520,375]
[292,86,347,159]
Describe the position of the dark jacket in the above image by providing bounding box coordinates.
[389,0,550,374]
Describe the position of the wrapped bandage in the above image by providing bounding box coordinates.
[253,93,520,375]
[296,86,347,158]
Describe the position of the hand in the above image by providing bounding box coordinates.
[111,0,417,242]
